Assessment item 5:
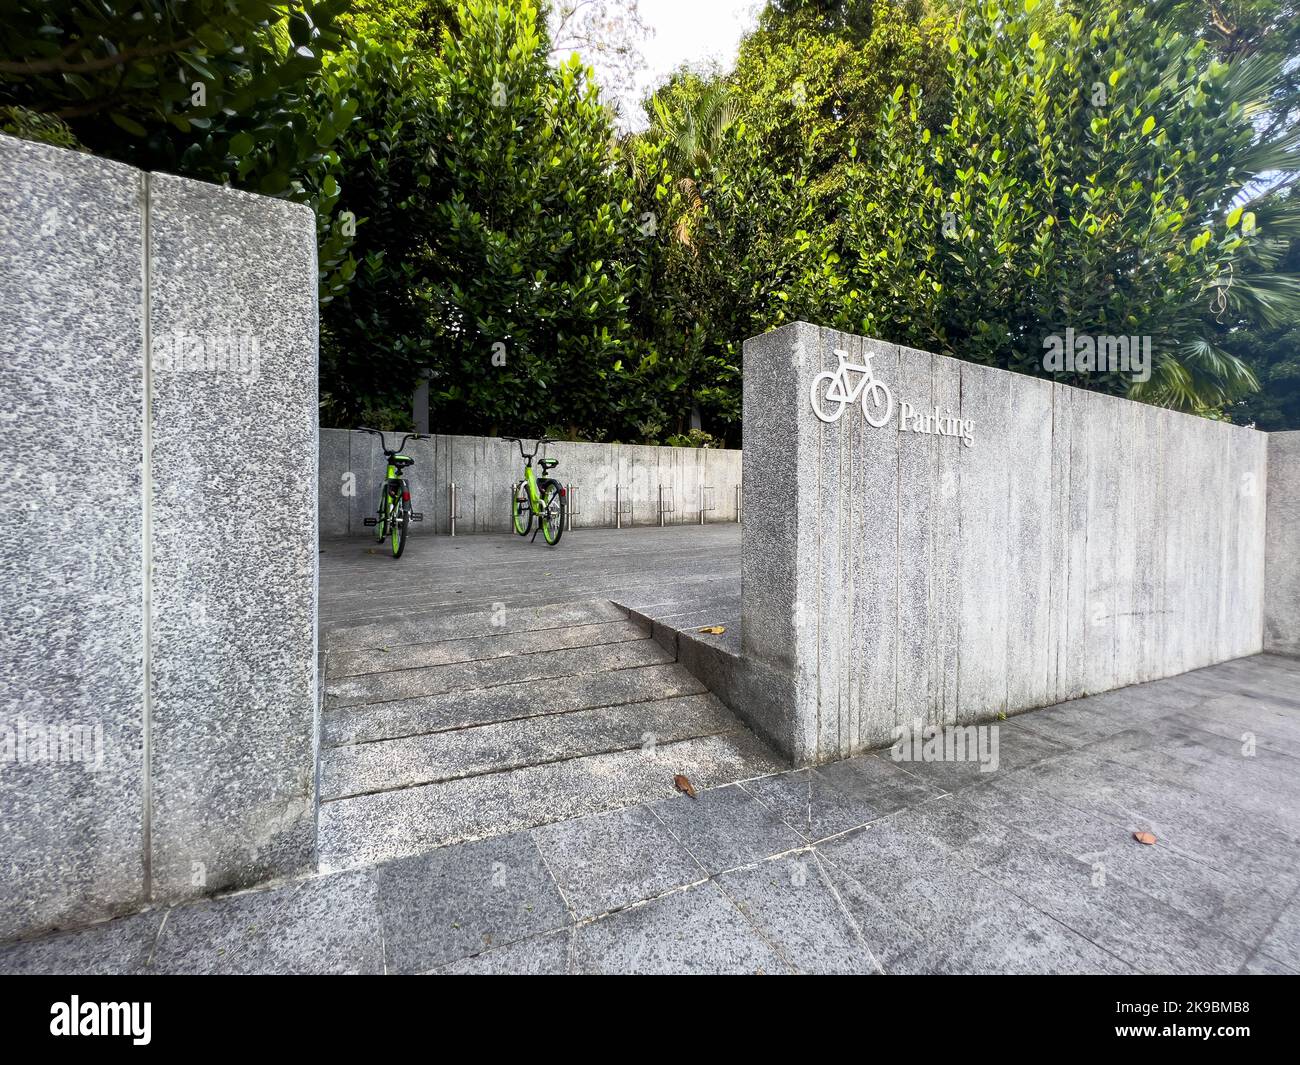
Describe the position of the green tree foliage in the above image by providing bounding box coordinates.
[620,75,748,443]
[0,1,363,302]
[827,0,1300,410]
[5,0,1297,434]
[419,0,640,438]
[728,0,951,222]
[337,0,458,50]
[1222,186,1300,429]
[1166,0,1300,140]
[316,37,443,427]
[624,3,948,444]
[314,3,461,427]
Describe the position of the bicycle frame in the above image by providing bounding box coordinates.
[382,465,409,514]
[824,350,877,403]
[810,348,895,427]
[383,458,408,501]
[359,428,425,555]
[376,432,418,509]
[522,463,544,513]
[506,436,566,547]
[508,437,556,514]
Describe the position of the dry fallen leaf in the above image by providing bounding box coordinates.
[1133,831,1157,846]
[674,774,697,799]
[698,625,726,635]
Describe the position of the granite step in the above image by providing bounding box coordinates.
[328,619,649,678]
[322,599,628,652]
[315,594,787,875]
[317,730,787,871]
[321,692,742,800]
[323,662,708,745]
[324,637,673,708]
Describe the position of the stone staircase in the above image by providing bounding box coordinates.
[317,598,782,871]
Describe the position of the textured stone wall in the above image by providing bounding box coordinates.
[145,174,319,902]
[319,429,744,535]
[1265,432,1300,656]
[0,135,318,939]
[0,138,147,939]
[741,322,1270,765]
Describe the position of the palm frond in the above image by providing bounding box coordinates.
[1212,271,1300,328]
[1130,332,1260,409]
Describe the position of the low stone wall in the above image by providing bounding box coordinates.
[739,321,1270,765]
[319,429,742,535]
[1266,431,1300,656]
[0,135,318,940]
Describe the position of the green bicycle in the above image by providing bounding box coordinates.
[360,428,425,558]
[506,436,566,546]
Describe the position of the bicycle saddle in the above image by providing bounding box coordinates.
[391,454,414,469]
[541,458,559,470]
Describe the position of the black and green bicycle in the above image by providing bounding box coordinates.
[506,436,566,546]
[360,428,425,558]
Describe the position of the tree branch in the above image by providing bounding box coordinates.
[0,37,195,76]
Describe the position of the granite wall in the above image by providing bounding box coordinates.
[1265,432,1300,656]
[319,429,743,535]
[0,135,318,940]
[740,322,1270,765]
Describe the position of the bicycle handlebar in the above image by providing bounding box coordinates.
[502,435,553,459]
[358,427,425,455]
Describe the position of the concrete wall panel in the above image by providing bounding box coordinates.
[1265,432,1300,655]
[1,136,319,938]
[740,322,1270,765]
[955,361,1011,723]
[1005,374,1054,714]
[146,172,318,900]
[895,345,938,733]
[0,137,146,939]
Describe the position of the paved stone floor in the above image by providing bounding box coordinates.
[3,527,1297,974]
[316,526,766,870]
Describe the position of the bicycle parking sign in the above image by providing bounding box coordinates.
[810,348,975,447]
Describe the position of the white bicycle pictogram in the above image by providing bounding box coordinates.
[809,348,895,426]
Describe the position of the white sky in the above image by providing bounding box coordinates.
[590,0,764,130]
[637,0,762,85]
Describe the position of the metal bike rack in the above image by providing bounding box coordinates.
[448,482,459,537]
[614,485,632,529]
[735,483,742,524]
[657,484,675,527]
[564,484,578,531]
[698,484,715,526]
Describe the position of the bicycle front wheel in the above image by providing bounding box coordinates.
[512,483,532,536]
[391,505,409,559]
[540,482,565,546]
[862,380,894,428]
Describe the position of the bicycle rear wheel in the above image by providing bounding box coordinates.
[540,481,565,546]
